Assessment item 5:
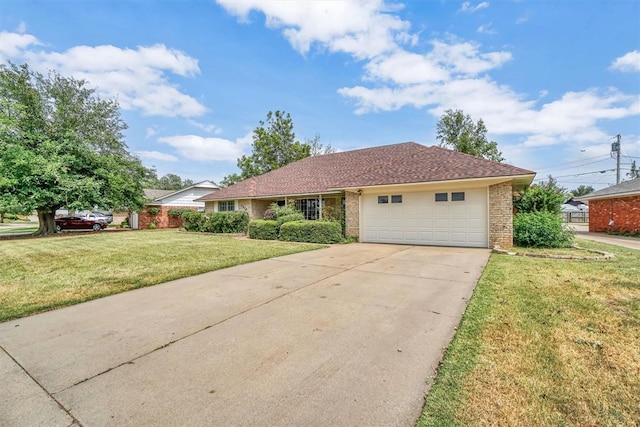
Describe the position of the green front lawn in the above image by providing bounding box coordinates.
[0,225,39,235]
[418,239,640,426]
[0,230,323,321]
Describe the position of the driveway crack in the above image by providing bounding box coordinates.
[0,345,83,426]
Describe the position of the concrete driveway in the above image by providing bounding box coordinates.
[1,243,489,426]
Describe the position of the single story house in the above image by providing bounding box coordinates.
[580,177,640,233]
[198,142,535,248]
[132,180,219,229]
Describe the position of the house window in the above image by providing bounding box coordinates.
[435,193,448,202]
[452,192,465,201]
[378,195,389,204]
[218,200,235,212]
[295,199,319,220]
[391,195,402,203]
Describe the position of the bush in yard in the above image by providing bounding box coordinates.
[248,219,279,240]
[279,220,343,244]
[264,202,302,220]
[514,183,565,214]
[203,211,250,233]
[276,213,305,228]
[182,211,205,231]
[513,212,574,248]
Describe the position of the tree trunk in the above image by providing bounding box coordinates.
[33,209,57,236]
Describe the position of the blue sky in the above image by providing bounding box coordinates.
[1,0,639,190]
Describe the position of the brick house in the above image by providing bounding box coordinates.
[580,178,640,233]
[197,142,535,248]
[133,181,219,229]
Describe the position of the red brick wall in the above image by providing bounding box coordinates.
[138,206,199,229]
[589,195,640,233]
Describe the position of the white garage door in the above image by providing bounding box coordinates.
[361,189,488,247]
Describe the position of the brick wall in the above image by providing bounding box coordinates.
[489,182,513,248]
[345,192,359,238]
[138,206,199,229]
[588,195,640,233]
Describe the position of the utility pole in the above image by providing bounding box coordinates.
[611,134,621,184]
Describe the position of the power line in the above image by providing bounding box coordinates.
[535,154,610,173]
[548,169,616,179]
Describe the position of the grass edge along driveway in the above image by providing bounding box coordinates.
[417,238,640,426]
[0,230,323,322]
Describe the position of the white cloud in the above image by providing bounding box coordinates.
[515,15,529,25]
[364,51,449,84]
[460,1,490,13]
[477,23,496,35]
[0,31,40,60]
[187,120,223,134]
[430,40,511,75]
[2,31,207,118]
[146,127,159,138]
[217,0,639,162]
[216,0,413,59]
[158,132,252,162]
[610,50,640,72]
[16,22,27,34]
[135,151,179,162]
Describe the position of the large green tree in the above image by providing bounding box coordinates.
[570,185,595,197]
[221,110,311,186]
[436,109,504,162]
[144,172,195,190]
[0,63,150,235]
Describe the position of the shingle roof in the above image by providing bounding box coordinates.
[580,177,640,200]
[144,180,220,203]
[144,189,174,201]
[199,142,535,201]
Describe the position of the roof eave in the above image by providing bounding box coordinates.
[336,174,536,192]
[580,190,640,200]
[199,190,345,202]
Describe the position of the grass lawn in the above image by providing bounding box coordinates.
[0,230,323,321]
[0,225,39,235]
[418,238,640,426]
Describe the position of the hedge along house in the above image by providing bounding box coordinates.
[580,177,640,233]
[198,142,536,248]
[132,180,219,229]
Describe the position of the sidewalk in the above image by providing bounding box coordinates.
[568,224,640,250]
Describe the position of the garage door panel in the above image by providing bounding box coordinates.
[451,234,467,244]
[450,218,466,228]
[362,188,488,247]
[435,218,449,228]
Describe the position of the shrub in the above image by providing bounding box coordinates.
[248,220,279,240]
[263,208,276,220]
[167,208,192,218]
[203,211,250,234]
[264,202,302,220]
[147,207,161,216]
[279,220,343,244]
[276,213,305,228]
[513,212,574,248]
[182,211,205,231]
[514,185,564,214]
[148,222,157,230]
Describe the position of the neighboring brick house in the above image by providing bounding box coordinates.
[580,178,640,233]
[197,142,536,248]
[133,181,219,229]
